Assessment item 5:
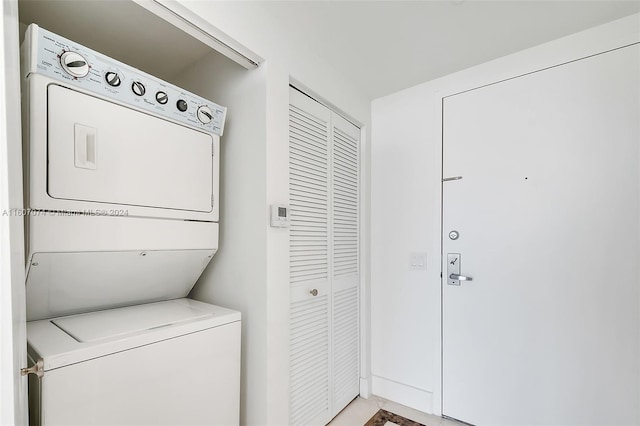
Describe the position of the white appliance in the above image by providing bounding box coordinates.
[27,299,241,426]
[21,24,240,425]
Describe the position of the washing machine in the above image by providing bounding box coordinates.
[27,299,241,426]
[21,24,240,425]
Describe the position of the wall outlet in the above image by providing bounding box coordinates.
[410,252,427,270]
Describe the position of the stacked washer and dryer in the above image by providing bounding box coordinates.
[21,24,240,425]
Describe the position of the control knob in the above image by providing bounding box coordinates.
[156,91,168,105]
[105,71,121,87]
[197,106,213,124]
[176,99,188,112]
[60,51,89,78]
[131,81,146,97]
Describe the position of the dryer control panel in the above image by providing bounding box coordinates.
[22,24,227,136]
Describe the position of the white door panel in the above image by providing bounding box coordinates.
[331,112,360,412]
[47,84,213,213]
[289,89,332,426]
[289,87,360,425]
[442,45,639,425]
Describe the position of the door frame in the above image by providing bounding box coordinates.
[436,17,640,416]
[0,0,27,424]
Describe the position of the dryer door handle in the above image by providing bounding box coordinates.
[74,123,97,170]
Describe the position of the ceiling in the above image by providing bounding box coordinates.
[17,1,640,100]
[253,0,640,99]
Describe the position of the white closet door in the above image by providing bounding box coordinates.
[331,114,360,413]
[289,87,361,425]
[289,88,331,426]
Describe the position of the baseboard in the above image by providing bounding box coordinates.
[359,377,371,398]
[371,375,433,414]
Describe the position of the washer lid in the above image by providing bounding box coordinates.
[27,298,241,371]
[52,301,213,343]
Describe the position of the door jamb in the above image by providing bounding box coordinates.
[0,0,27,424]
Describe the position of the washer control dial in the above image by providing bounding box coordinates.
[176,99,188,112]
[60,51,89,78]
[156,91,168,105]
[197,106,213,124]
[131,81,146,96]
[105,71,121,87]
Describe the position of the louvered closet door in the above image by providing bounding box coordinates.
[289,88,331,426]
[330,114,360,413]
[289,87,361,426]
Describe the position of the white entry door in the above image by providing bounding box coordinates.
[442,44,639,425]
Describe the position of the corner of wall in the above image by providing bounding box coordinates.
[264,61,292,426]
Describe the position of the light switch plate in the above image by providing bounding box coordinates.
[410,252,427,270]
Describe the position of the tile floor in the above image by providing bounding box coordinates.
[328,396,462,426]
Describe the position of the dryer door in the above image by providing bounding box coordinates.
[47,84,214,214]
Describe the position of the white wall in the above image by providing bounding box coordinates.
[171,2,372,425]
[370,13,640,415]
[173,53,268,425]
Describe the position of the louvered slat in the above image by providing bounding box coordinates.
[289,100,328,285]
[290,296,329,426]
[332,286,359,410]
[332,126,359,278]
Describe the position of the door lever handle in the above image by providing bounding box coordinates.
[449,274,473,281]
[447,254,471,285]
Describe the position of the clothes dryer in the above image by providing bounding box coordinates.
[21,24,226,320]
